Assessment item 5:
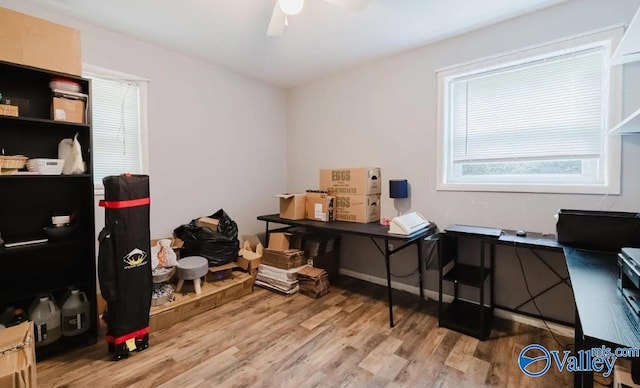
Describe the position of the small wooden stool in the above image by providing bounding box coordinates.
[175,256,208,294]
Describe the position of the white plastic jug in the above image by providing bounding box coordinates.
[61,289,90,336]
[29,296,61,347]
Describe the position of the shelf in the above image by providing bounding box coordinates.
[0,57,96,362]
[0,174,92,179]
[609,105,640,135]
[442,263,490,287]
[611,6,640,66]
[440,299,493,340]
[34,330,98,361]
[0,238,88,256]
[608,6,640,135]
[0,114,89,128]
[0,280,93,308]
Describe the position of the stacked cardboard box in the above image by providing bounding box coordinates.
[255,232,306,295]
[320,167,381,223]
[297,266,330,299]
[255,265,299,295]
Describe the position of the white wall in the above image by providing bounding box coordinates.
[0,0,287,239]
[288,0,640,234]
[286,0,640,301]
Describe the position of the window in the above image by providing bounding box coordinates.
[83,65,149,190]
[436,28,622,194]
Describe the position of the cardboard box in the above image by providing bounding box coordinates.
[297,266,330,299]
[0,105,18,117]
[237,235,263,278]
[274,193,306,220]
[334,194,381,223]
[236,255,261,278]
[149,271,253,332]
[262,249,306,269]
[320,167,382,195]
[0,7,82,76]
[52,97,85,123]
[196,216,219,231]
[613,360,640,388]
[0,321,36,388]
[206,262,238,282]
[268,232,302,251]
[305,192,335,222]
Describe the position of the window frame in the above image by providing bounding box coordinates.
[435,27,623,195]
[83,64,150,195]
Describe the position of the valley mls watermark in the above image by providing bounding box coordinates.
[518,343,640,378]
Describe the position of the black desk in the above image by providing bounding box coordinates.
[257,214,438,328]
[564,247,640,388]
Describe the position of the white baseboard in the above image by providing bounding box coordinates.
[338,268,574,338]
[494,308,574,338]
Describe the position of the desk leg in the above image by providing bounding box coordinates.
[574,310,593,388]
[385,240,394,328]
[417,238,425,301]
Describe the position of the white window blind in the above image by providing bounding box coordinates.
[451,48,604,162]
[436,28,622,194]
[89,76,142,187]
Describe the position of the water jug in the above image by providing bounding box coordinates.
[29,296,61,347]
[61,288,90,336]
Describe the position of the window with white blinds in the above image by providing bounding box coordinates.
[436,28,622,194]
[85,67,148,189]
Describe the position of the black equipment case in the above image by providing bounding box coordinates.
[98,174,152,360]
[556,209,640,253]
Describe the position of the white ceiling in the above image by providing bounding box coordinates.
[27,0,567,88]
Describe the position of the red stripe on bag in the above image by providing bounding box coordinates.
[99,198,150,209]
[105,327,150,345]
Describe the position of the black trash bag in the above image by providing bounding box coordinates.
[174,209,239,266]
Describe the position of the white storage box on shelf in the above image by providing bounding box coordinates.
[27,158,65,175]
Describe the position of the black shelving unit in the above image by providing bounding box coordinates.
[438,230,495,340]
[0,59,97,359]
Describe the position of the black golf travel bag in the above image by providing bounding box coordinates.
[98,174,152,360]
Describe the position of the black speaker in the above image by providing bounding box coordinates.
[389,179,408,199]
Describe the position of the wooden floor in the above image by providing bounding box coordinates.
[37,276,581,387]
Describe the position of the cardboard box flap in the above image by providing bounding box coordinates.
[297,266,326,279]
[0,322,31,351]
[274,193,298,199]
[208,262,238,273]
[0,321,35,388]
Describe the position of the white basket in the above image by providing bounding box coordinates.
[27,159,65,175]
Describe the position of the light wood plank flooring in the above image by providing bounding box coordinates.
[37,276,584,387]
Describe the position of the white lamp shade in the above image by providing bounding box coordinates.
[279,0,304,15]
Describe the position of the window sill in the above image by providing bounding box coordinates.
[437,182,621,195]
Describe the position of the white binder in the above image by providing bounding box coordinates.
[388,212,429,235]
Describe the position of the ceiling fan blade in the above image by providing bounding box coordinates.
[323,0,369,11]
[267,2,286,36]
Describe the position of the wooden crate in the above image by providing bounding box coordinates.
[149,271,253,332]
